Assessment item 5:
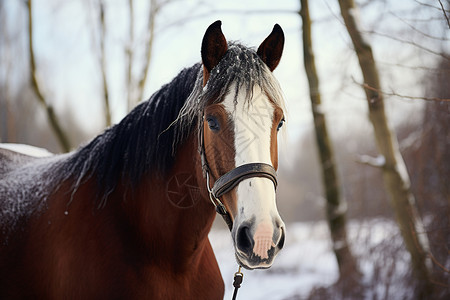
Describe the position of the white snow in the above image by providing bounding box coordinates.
[210,222,337,299]
[312,103,325,115]
[209,219,410,300]
[0,143,53,157]
[357,154,386,167]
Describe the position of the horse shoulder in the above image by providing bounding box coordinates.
[130,238,224,299]
[193,239,225,299]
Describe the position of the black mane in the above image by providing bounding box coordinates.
[62,64,201,205]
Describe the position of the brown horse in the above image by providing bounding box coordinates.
[0,21,286,299]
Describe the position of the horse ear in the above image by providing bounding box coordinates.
[201,20,228,74]
[257,24,285,72]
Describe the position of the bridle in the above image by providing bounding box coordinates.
[197,113,278,231]
[197,110,278,300]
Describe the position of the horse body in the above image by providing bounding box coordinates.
[0,21,286,299]
[0,136,222,299]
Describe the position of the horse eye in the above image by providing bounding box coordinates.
[207,116,220,131]
[277,118,285,131]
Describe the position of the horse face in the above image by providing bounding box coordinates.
[201,21,286,269]
[203,85,285,269]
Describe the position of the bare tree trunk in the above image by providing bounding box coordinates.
[98,0,112,127]
[5,97,16,143]
[27,0,71,152]
[123,0,159,111]
[126,0,135,112]
[133,0,158,110]
[338,0,433,295]
[300,0,361,288]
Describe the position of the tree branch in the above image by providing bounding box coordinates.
[428,251,450,273]
[352,77,450,102]
[437,0,450,29]
[161,8,298,32]
[133,0,158,110]
[125,0,135,112]
[364,29,450,61]
[389,10,450,41]
[414,0,450,12]
[98,0,112,126]
[27,0,71,152]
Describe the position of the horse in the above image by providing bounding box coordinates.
[0,20,286,299]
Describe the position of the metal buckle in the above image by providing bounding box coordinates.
[206,171,228,215]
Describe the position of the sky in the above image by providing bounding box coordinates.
[2,0,448,158]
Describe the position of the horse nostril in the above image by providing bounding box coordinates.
[277,228,285,250]
[236,225,254,255]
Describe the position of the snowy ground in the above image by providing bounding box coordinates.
[209,219,408,300]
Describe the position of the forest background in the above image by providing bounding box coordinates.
[0,0,448,299]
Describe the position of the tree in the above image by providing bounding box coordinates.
[299,0,360,289]
[337,0,433,296]
[27,0,71,152]
[125,0,160,111]
[23,0,169,148]
[97,0,112,127]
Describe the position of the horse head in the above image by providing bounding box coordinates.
[199,21,286,270]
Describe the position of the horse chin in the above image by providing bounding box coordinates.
[234,251,275,270]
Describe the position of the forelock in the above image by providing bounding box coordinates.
[176,42,285,139]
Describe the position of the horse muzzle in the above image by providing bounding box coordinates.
[232,219,285,270]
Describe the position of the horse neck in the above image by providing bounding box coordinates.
[119,134,215,268]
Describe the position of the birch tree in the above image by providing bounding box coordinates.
[337,0,433,295]
[299,0,360,287]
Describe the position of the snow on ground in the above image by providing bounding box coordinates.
[0,143,53,157]
[209,219,404,300]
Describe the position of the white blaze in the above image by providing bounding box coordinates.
[222,85,274,167]
[222,84,281,260]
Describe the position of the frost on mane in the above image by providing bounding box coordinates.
[0,154,66,241]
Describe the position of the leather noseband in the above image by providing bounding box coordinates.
[211,163,277,199]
